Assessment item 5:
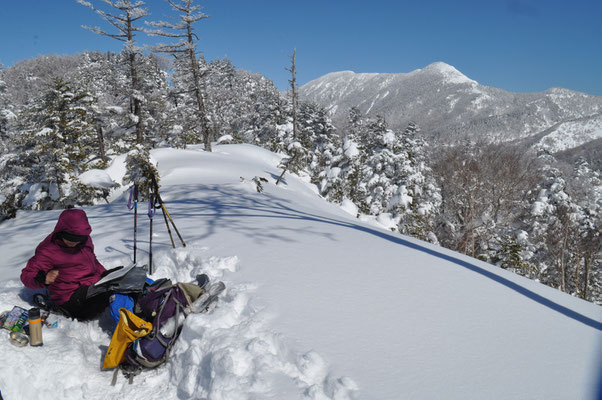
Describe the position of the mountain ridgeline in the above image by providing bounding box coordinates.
[299,62,602,163]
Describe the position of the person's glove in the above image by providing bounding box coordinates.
[34,270,47,285]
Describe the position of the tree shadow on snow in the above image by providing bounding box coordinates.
[160,184,601,331]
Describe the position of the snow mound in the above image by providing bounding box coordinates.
[78,169,117,189]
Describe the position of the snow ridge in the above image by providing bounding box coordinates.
[0,145,599,400]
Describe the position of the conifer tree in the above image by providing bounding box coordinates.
[320,108,369,214]
[73,51,132,163]
[275,50,309,184]
[11,78,100,209]
[146,0,212,151]
[122,143,159,196]
[394,122,441,242]
[0,68,14,141]
[78,0,149,144]
[519,159,583,294]
[300,102,340,185]
[362,115,402,216]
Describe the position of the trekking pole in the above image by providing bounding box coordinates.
[150,174,175,246]
[127,184,139,264]
[151,174,186,248]
[134,184,138,263]
[160,201,186,248]
[148,192,156,275]
[158,195,176,248]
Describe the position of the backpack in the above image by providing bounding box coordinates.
[118,279,204,380]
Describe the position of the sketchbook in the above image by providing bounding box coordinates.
[94,263,136,286]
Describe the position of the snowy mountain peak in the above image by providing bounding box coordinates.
[422,61,477,85]
[299,62,602,158]
[318,70,356,80]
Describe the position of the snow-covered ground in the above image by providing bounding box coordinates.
[0,144,600,400]
[536,114,602,153]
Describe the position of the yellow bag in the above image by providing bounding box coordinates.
[103,308,153,369]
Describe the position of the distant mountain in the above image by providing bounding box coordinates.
[299,62,602,158]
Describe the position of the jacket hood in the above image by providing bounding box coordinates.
[53,209,93,236]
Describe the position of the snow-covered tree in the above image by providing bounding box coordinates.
[1,55,82,106]
[136,53,171,146]
[566,158,601,301]
[122,144,159,197]
[0,66,16,142]
[523,164,582,292]
[78,0,149,144]
[319,109,370,214]
[299,102,340,185]
[393,122,441,242]
[73,51,132,163]
[362,116,402,215]
[146,0,212,151]
[434,143,538,257]
[275,50,310,184]
[201,59,285,146]
[7,78,102,210]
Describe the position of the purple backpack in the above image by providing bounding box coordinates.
[121,279,203,376]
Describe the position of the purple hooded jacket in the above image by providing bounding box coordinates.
[21,209,106,305]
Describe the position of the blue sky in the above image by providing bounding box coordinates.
[1,0,601,96]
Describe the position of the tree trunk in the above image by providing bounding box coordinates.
[290,49,298,140]
[559,228,568,292]
[187,23,211,152]
[582,249,593,300]
[96,122,107,164]
[127,17,143,144]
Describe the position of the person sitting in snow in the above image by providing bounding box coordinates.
[20,208,114,320]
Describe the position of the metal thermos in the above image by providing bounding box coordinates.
[28,307,43,346]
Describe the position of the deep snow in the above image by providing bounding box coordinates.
[0,144,600,400]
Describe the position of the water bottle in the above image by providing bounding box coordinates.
[28,307,43,347]
[159,312,186,338]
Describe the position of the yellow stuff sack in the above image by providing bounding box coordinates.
[103,308,152,369]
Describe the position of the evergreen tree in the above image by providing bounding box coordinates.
[394,122,441,242]
[275,50,310,184]
[0,67,16,142]
[522,161,581,293]
[122,144,159,197]
[362,115,402,216]
[9,78,101,209]
[204,58,238,141]
[146,0,212,151]
[300,102,340,185]
[319,108,369,214]
[136,53,171,147]
[200,59,284,145]
[73,51,128,164]
[78,0,149,144]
